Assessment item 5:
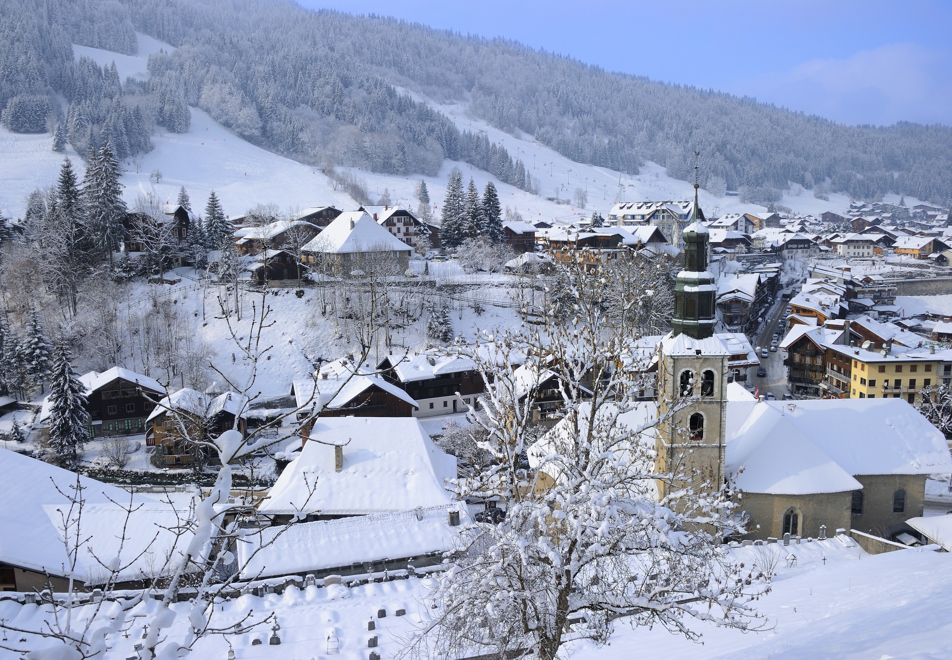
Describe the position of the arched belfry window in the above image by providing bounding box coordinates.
[701,370,715,397]
[679,371,694,397]
[782,508,800,536]
[689,413,704,441]
[893,489,906,514]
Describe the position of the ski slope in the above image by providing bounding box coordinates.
[0,35,863,223]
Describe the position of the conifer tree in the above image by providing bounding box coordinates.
[440,168,465,248]
[52,123,67,152]
[590,211,604,228]
[49,158,88,316]
[416,180,431,222]
[464,178,483,240]
[177,186,192,211]
[46,344,91,468]
[9,418,24,443]
[82,142,126,267]
[204,191,229,248]
[481,181,503,243]
[189,217,209,270]
[426,303,454,343]
[24,308,53,394]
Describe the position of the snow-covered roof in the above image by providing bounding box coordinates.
[725,382,758,441]
[727,399,952,495]
[718,332,761,367]
[503,221,537,235]
[850,316,925,348]
[146,389,249,424]
[717,273,760,302]
[0,448,194,583]
[258,417,456,516]
[235,219,318,241]
[238,503,467,580]
[381,352,476,383]
[906,514,952,551]
[933,320,952,335]
[528,401,658,485]
[894,235,938,251]
[779,325,843,351]
[660,332,730,357]
[40,367,166,422]
[290,368,418,411]
[301,212,412,255]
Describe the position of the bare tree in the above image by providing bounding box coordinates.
[133,194,179,282]
[101,435,140,469]
[917,384,952,438]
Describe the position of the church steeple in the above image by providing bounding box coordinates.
[672,153,715,339]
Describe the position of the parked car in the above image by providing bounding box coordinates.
[770,344,778,352]
[757,367,767,377]
[782,393,794,400]
[765,392,777,400]
[760,348,769,358]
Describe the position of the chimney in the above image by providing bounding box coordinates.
[334,445,343,472]
[322,372,328,380]
[350,219,355,230]
[448,509,460,527]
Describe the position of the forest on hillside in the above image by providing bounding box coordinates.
[2,0,951,204]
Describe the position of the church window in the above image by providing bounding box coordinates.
[782,508,800,536]
[851,490,864,515]
[701,370,715,397]
[688,413,704,441]
[893,489,906,514]
[679,371,694,397]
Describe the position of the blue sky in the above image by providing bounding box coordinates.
[296,0,952,127]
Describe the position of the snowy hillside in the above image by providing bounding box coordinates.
[0,35,860,223]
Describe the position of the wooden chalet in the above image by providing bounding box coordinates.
[503,221,537,254]
[377,352,485,417]
[291,206,343,227]
[146,389,249,467]
[359,205,430,253]
[250,249,308,284]
[234,220,321,256]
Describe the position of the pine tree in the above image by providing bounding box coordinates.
[204,191,229,248]
[46,344,91,468]
[426,303,454,343]
[9,419,24,443]
[590,212,604,228]
[52,123,67,152]
[82,142,126,267]
[24,308,53,394]
[482,182,503,243]
[0,315,12,397]
[177,186,192,211]
[189,217,209,270]
[440,168,465,248]
[416,180,431,222]
[463,178,483,240]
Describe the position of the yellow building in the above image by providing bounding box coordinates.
[834,345,938,404]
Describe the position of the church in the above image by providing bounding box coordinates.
[653,182,952,542]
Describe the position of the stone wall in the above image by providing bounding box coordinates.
[885,277,952,296]
[740,491,851,541]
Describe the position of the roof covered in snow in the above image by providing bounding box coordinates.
[238,504,467,579]
[727,399,952,495]
[906,514,952,551]
[379,352,476,383]
[0,448,194,583]
[146,389,249,423]
[259,417,456,516]
[40,367,166,422]
[301,211,412,255]
[660,332,731,357]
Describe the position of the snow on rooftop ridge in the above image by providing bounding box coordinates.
[302,211,412,254]
[259,417,456,516]
[660,332,730,356]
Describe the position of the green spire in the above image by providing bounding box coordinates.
[672,151,715,339]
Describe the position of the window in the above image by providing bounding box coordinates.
[869,380,876,387]
[107,405,117,415]
[893,489,906,513]
[896,365,903,373]
[679,370,694,397]
[878,365,886,373]
[861,363,865,371]
[908,393,915,404]
[925,379,931,388]
[910,365,918,373]
[851,491,864,515]
[125,403,136,413]
[925,364,932,372]
[867,394,874,398]
[860,378,866,385]
[443,401,448,407]
[701,370,715,397]
[429,402,434,409]
[909,379,916,390]
[688,413,704,441]
[894,379,902,388]
[782,508,800,536]
[859,392,865,398]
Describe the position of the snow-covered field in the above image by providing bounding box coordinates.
[896,295,952,318]
[1,539,949,659]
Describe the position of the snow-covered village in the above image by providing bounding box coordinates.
[2,1,952,659]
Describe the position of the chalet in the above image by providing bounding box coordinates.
[249,249,308,284]
[0,449,194,592]
[290,358,419,435]
[38,367,164,438]
[788,291,841,325]
[831,233,875,258]
[377,352,485,417]
[727,398,952,542]
[234,220,321,256]
[821,211,848,225]
[122,206,192,266]
[359,205,430,253]
[608,200,703,246]
[301,211,412,275]
[708,229,752,252]
[894,236,950,260]
[779,325,846,398]
[716,273,765,334]
[708,213,754,234]
[776,234,818,258]
[850,216,872,232]
[502,221,537,253]
[743,212,780,232]
[290,206,343,227]
[146,389,249,467]
[933,320,952,342]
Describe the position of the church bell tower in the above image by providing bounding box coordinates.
[656,153,728,502]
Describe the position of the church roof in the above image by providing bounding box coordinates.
[659,332,731,357]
